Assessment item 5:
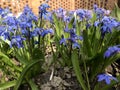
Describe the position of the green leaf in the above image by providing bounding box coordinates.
[72,50,87,90]
[0,52,22,72]
[0,80,16,90]
[53,14,64,37]
[83,30,92,57]
[68,17,74,29]
[14,59,41,90]
[111,3,120,20]
[89,53,104,80]
[32,48,44,60]
[27,79,39,90]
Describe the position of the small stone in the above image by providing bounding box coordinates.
[41,86,51,90]
[62,80,70,86]
[41,83,51,90]
[65,73,71,79]
[64,67,70,72]
[51,76,62,87]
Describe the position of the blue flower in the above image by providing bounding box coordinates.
[104,45,120,58]
[39,3,50,16]
[86,23,91,29]
[76,9,92,21]
[0,8,11,18]
[0,8,3,15]
[18,5,37,29]
[10,35,25,48]
[41,29,54,37]
[60,35,66,45]
[93,4,105,18]
[97,73,118,84]
[73,42,80,48]
[63,16,72,23]
[94,21,100,27]
[0,26,6,35]
[3,16,18,32]
[43,12,53,23]
[32,28,42,36]
[54,8,66,18]
[101,16,119,37]
[0,26,11,40]
[21,29,35,38]
[3,16,18,25]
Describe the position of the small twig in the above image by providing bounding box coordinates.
[49,67,54,81]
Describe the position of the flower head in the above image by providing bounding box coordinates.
[18,5,37,29]
[76,9,92,21]
[43,12,53,23]
[10,35,25,48]
[104,45,120,58]
[97,73,118,84]
[93,4,105,18]
[41,28,54,37]
[0,8,11,18]
[39,3,50,16]
[60,35,66,45]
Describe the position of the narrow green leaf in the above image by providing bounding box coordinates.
[83,30,92,57]
[0,80,16,90]
[14,59,41,90]
[72,50,87,90]
[27,79,39,90]
[68,17,74,29]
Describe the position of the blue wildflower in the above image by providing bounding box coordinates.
[104,45,120,58]
[54,8,66,18]
[21,29,35,38]
[10,35,25,48]
[0,8,11,18]
[0,8,3,15]
[78,36,83,40]
[32,28,42,36]
[0,26,11,40]
[86,23,91,29]
[3,16,18,32]
[0,26,6,35]
[97,73,118,84]
[101,16,119,37]
[39,3,50,16]
[63,16,72,23]
[18,5,37,29]
[60,35,66,45]
[93,4,105,18]
[3,16,18,26]
[76,9,92,21]
[43,12,53,23]
[94,21,100,27]
[41,29,54,37]
[3,32,10,40]
[73,42,80,48]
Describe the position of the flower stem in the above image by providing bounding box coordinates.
[38,13,43,48]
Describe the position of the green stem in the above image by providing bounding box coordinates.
[28,29,32,58]
[83,58,90,90]
[42,37,45,62]
[38,13,43,48]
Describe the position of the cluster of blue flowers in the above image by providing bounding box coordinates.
[60,26,83,49]
[0,3,120,85]
[0,4,53,48]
